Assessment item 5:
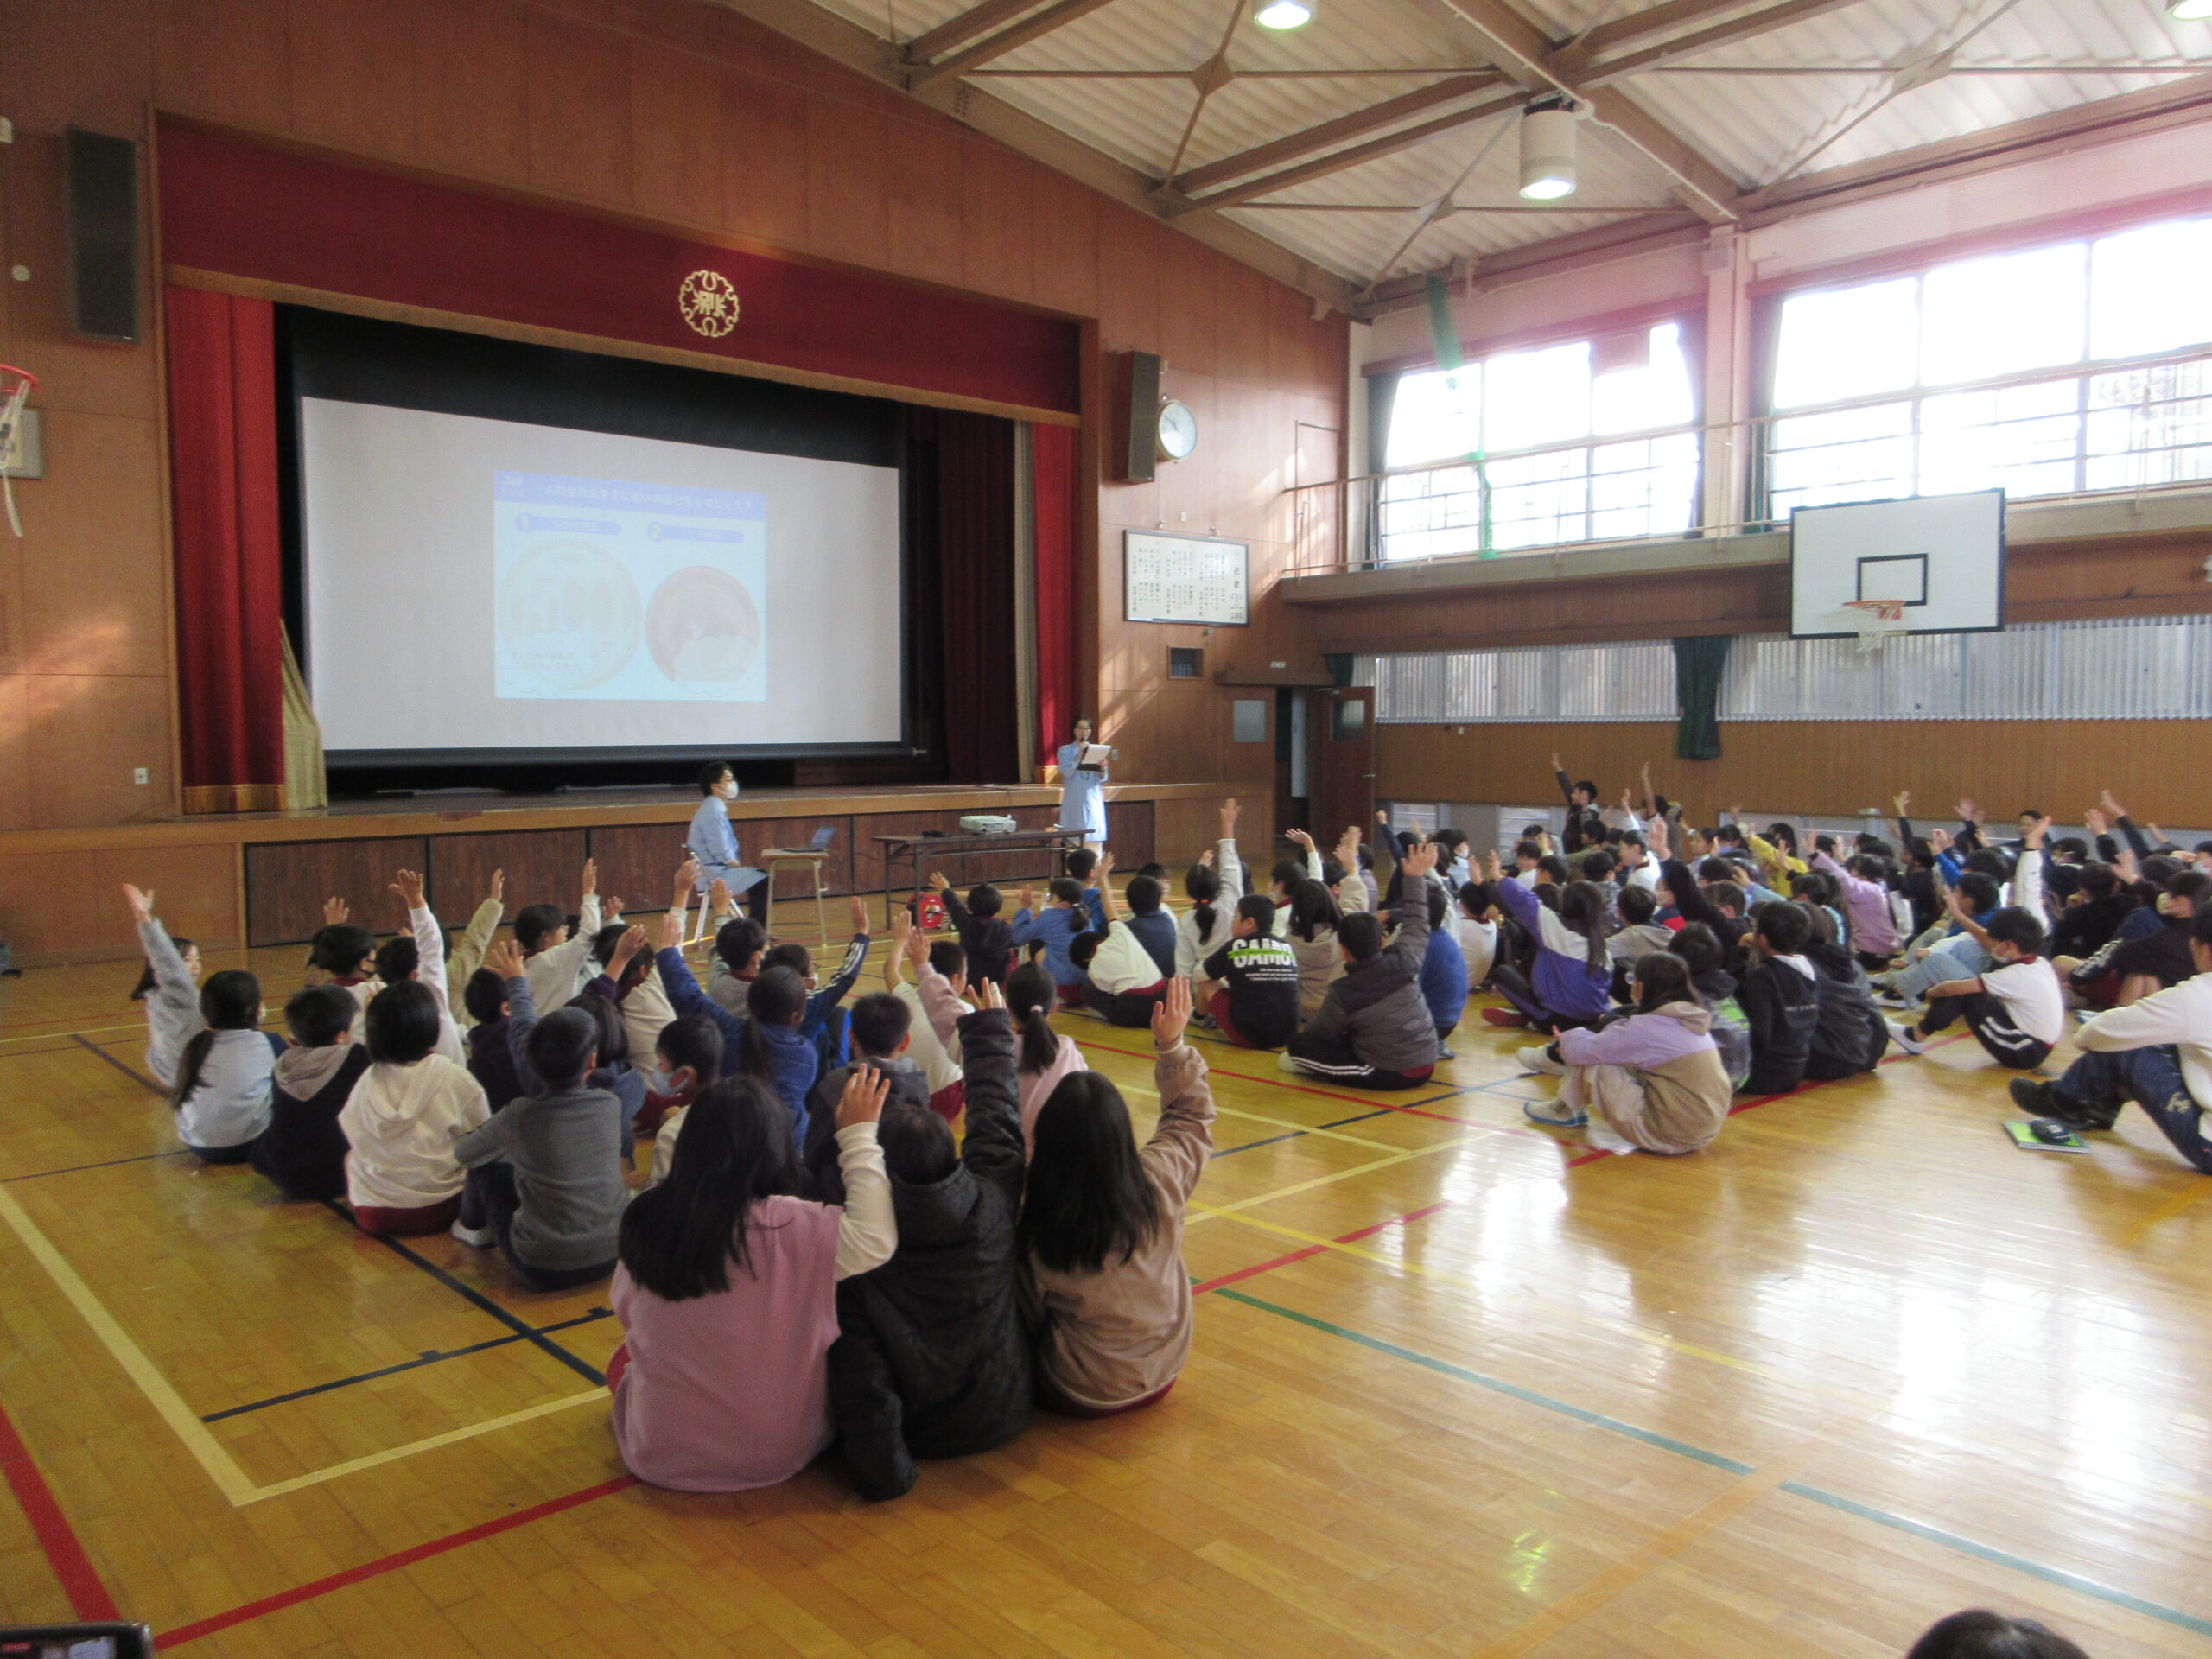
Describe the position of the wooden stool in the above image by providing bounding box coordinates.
[760,849,831,944]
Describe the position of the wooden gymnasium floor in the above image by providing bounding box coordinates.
[3,910,2212,1658]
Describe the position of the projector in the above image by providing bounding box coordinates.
[960,814,1019,835]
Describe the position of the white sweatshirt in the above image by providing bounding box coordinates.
[2076,972,2212,1112]
[524,892,603,1015]
[340,1055,491,1211]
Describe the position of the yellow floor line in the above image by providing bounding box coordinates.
[0,1184,606,1508]
[2117,1179,2212,1245]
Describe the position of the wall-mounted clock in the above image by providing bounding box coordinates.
[1156,398,1198,462]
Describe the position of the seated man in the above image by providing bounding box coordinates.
[2012,911,2212,1171]
[1281,843,1440,1090]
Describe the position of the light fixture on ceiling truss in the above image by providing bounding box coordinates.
[2171,0,2212,18]
[1253,0,1315,29]
[1517,97,1577,200]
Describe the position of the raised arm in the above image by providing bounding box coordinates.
[2101,791,2153,861]
[124,886,195,1002]
[906,921,966,1052]
[449,868,505,988]
[1137,982,1214,1205]
[1215,798,1247,899]
[391,868,452,1017]
[830,1071,896,1280]
[953,988,1023,1199]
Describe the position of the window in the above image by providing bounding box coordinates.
[1329,696,1367,741]
[1167,647,1203,680]
[1379,321,1699,561]
[1764,213,2212,518]
[1231,699,1268,742]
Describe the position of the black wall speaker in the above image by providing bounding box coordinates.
[66,127,140,344]
[1111,349,1160,484]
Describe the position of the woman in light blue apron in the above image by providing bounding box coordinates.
[1055,716,1114,850]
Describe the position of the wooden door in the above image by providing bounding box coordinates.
[1294,423,1342,570]
[1316,687,1374,849]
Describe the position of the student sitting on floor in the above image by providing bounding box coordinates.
[513,858,603,1015]
[1478,850,1612,1035]
[1664,923,1753,1091]
[645,1015,724,1184]
[1284,877,1346,1023]
[609,1069,895,1491]
[124,883,203,1090]
[366,868,465,1064]
[155,956,283,1164]
[1524,954,1732,1155]
[705,914,766,1016]
[978,960,1087,1152]
[339,981,490,1233]
[1887,821,2061,1069]
[756,892,874,1076]
[461,969,525,1112]
[1281,844,1442,1091]
[588,916,677,1089]
[454,942,631,1287]
[1071,871,1171,1028]
[931,873,1014,988]
[444,868,508,1032]
[805,991,932,1202]
[251,985,370,1202]
[2061,867,2208,1009]
[1905,1609,2089,1659]
[1199,895,1300,1052]
[1118,866,1179,984]
[652,880,818,1147]
[1736,901,1822,1096]
[884,916,972,1125]
[306,909,378,1036]
[1797,902,1890,1083]
[1010,878,1096,1007]
[1418,880,1469,1060]
[2011,911,2212,1169]
[1024,980,1214,1416]
[1455,881,1499,988]
[1175,831,1239,989]
[1605,882,1672,1001]
[830,976,1033,1501]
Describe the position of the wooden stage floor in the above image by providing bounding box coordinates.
[3,918,2210,1656]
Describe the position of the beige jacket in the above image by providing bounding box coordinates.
[1026,1039,1216,1408]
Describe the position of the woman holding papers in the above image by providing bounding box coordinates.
[1055,717,1116,852]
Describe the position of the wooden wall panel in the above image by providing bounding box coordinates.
[245,836,427,946]
[288,0,416,156]
[0,842,242,965]
[578,823,694,921]
[1376,719,2212,831]
[628,35,724,229]
[886,124,964,291]
[524,10,632,207]
[413,0,531,185]
[424,830,588,933]
[1104,798,1154,868]
[805,99,889,271]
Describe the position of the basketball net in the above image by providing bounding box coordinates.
[1843,598,1905,656]
[0,365,34,539]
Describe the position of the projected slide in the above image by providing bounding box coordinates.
[493,473,768,702]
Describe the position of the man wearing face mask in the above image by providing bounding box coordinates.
[687,760,769,922]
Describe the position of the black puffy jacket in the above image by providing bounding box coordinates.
[1738,957,1820,1095]
[1802,939,1886,1081]
[828,1008,1030,1500]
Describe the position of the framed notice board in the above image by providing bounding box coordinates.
[1123,531,1249,626]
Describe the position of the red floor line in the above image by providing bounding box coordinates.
[0,1402,119,1621]
[157,1475,638,1649]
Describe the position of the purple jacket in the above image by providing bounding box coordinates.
[1813,852,1897,956]
[1559,1004,1718,1070]
[1494,876,1611,1020]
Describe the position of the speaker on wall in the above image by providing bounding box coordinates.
[1111,350,1160,484]
[66,127,140,344]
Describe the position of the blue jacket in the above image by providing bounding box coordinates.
[1419,923,1469,1032]
[1010,905,1092,988]
[800,933,869,1072]
[656,947,816,1151]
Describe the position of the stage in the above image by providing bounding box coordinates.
[0,781,1259,969]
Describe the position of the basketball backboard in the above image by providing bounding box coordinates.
[1789,489,2004,639]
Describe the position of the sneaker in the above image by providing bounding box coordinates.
[1191,1012,1217,1030]
[1523,1099,1587,1128]
[2009,1077,2112,1131]
[1480,1007,1528,1028]
[1277,1051,1302,1073]
[450,1219,495,1249]
[1434,1046,1456,1061]
[1873,991,1915,1012]
[1885,1020,1926,1055]
[1517,1046,1566,1077]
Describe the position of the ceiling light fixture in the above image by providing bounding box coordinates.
[2171,0,2212,19]
[1518,100,1578,200]
[1252,0,1315,29]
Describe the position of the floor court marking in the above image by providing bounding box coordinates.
[68,1032,165,1094]
[1215,1288,2212,1642]
[0,1398,120,1621]
[0,1183,606,1508]
[358,1219,608,1389]
[4,1148,193,1184]
[1212,1109,1393,1158]
[201,1309,617,1422]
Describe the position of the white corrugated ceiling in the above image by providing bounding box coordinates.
[776,0,2212,289]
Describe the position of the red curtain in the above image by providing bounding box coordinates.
[1030,423,1079,772]
[164,287,288,814]
[912,410,1020,785]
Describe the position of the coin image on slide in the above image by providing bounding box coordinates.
[497,541,643,692]
[646,565,761,684]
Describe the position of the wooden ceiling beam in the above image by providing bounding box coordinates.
[1573,0,1875,85]
[1173,72,1507,194]
[906,0,1121,91]
[901,0,1049,63]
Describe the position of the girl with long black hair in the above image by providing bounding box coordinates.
[608,1068,894,1491]
[1020,978,1215,1416]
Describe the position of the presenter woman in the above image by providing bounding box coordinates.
[1055,717,1116,853]
[688,762,767,921]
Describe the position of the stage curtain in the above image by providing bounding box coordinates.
[910,410,1020,785]
[280,624,328,810]
[1030,422,1078,771]
[1673,634,1732,762]
[165,286,289,814]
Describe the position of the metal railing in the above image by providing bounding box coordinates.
[1294,342,2212,576]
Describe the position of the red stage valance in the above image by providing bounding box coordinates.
[157,124,1080,419]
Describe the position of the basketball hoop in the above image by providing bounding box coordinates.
[1843,598,1906,655]
[0,364,35,539]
